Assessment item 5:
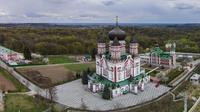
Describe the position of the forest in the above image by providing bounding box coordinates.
[0,25,200,57]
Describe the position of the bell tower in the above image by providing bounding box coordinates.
[129,37,139,56]
[110,37,121,60]
[97,35,106,55]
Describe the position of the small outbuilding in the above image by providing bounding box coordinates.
[190,73,200,85]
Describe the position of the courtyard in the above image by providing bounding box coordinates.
[55,79,171,111]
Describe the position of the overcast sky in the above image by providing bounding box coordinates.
[0,0,200,23]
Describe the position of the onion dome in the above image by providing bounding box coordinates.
[130,37,138,43]
[108,16,126,41]
[97,36,105,43]
[97,32,106,43]
[112,37,120,46]
[109,27,126,40]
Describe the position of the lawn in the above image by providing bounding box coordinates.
[166,68,184,84]
[48,55,78,64]
[145,69,160,77]
[0,68,28,92]
[65,62,96,72]
[126,81,195,112]
[126,94,193,112]
[194,103,200,112]
[5,94,48,112]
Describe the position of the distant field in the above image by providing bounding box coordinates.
[65,62,95,72]
[0,68,28,92]
[5,94,48,112]
[48,55,78,64]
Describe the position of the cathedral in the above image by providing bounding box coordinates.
[88,18,150,97]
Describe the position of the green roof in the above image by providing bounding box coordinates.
[84,54,91,58]
[151,47,171,59]
[104,52,128,60]
[89,73,146,87]
[121,54,127,60]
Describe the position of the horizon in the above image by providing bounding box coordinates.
[1,22,200,24]
[1,0,200,23]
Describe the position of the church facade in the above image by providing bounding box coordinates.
[140,43,176,68]
[88,19,150,97]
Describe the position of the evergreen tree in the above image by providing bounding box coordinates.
[76,72,81,79]
[81,70,88,85]
[102,84,111,100]
[87,67,91,74]
[91,48,96,60]
[23,46,32,60]
[129,75,133,82]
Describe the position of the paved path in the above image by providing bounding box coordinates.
[1,59,193,111]
[55,79,170,111]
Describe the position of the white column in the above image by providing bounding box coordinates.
[134,86,138,94]
[129,84,132,91]
[88,82,90,89]
[141,83,144,91]
[92,85,96,92]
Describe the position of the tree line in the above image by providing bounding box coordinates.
[0,26,199,57]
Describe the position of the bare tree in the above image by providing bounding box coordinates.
[45,78,57,111]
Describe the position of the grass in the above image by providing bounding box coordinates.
[126,81,196,112]
[126,94,193,112]
[0,67,28,92]
[194,103,200,112]
[145,69,160,77]
[5,94,48,112]
[49,55,78,64]
[65,62,95,72]
[166,68,184,84]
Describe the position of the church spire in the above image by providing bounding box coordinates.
[116,16,118,27]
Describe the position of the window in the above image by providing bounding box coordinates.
[111,67,113,72]
[118,67,121,72]
[118,73,120,80]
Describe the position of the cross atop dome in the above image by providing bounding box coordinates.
[116,16,119,27]
[108,16,126,41]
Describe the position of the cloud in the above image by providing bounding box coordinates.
[174,3,194,10]
[24,12,63,18]
[0,11,8,17]
[0,0,200,23]
[102,1,115,6]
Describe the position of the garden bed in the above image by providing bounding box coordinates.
[0,68,28,92]
[16,65,76,88]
